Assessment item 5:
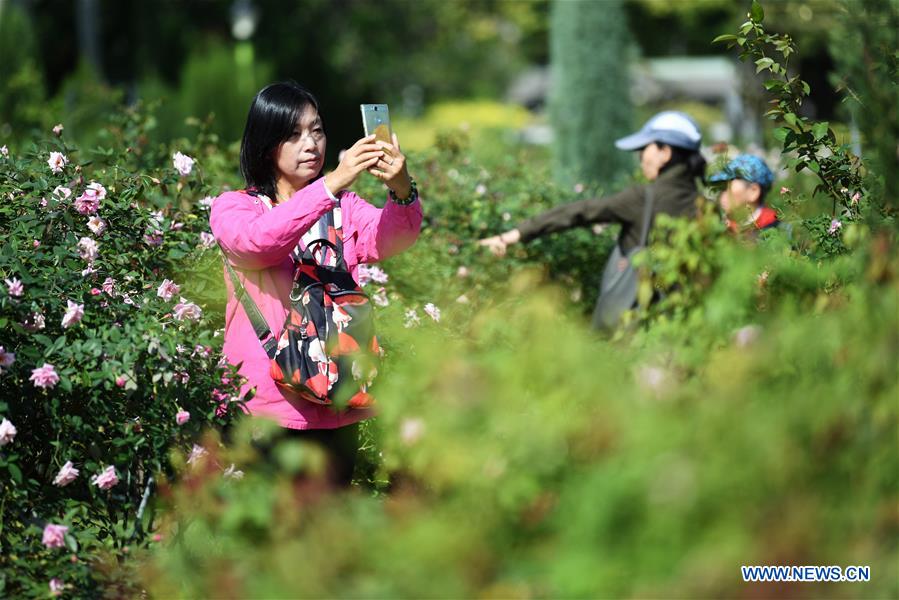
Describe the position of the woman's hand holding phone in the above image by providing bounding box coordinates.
[369,133,412,200]
[324,135,384,192]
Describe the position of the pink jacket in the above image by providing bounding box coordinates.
[210,177,422,429]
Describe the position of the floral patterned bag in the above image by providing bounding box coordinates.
[224,208,380,409]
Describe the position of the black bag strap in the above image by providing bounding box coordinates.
[637,185,656,248]
[223,257,278,359]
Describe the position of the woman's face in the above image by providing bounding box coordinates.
[639,142,672,180]
[274,105,326,194]
[719,178,761,215]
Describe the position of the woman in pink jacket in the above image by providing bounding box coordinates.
[210,81,422,484]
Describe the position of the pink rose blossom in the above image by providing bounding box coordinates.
[50,578,64,596]
[77,237,99,262]
[0,346,15,373]
[733,325,761,348]
[198,232,216,249]
[74,191,100,215]
[780,186,790,195]
[456,294,470,304]
[456,266,470,278]
[172,151,196,176]
[157,279,180,301]
[357,264,389,287]
[102,277,115,295]
[175,410,190,425]
[475,183,487,196]
[4,277,24,297]
[61,300,85,328]
[40,198,48,208]
[828,219,843,235]
[199,196,214,209]
[172,297,202,321]
[87,216,107,235]
[81,265,96,277]
[53,461,79,486]
[33,240,41,248]
[187,444,208,466]
[91,465,119,490]
[52,186,72,200]
[423,303,441,322]
[42,524,69,549]
[52,123,64,136]
[574,182,585,194]
[851,191,861,205]
[47,151,68,173]
[0,145,8,158]
[30,363,59,388]
[0,418,17,446]
[144,230,164,247]
[90,288,101,295]
[115,376,127,387]
[372,287,389,307]
[175,371,190,384]
[170,221,184,231]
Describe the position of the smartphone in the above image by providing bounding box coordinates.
[360,104,393,150]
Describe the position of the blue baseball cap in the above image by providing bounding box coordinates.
[709,155,774,189]
[615,111,702,151]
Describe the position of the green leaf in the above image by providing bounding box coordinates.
[755,57,775,73]
[750,0,764,22]
[808,161,821,173]
[812,122,830,141]
[784,113,798,126]
[7,463,22,484]
[712,34,738,45]
[773,127,791,142]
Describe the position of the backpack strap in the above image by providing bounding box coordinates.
[637,186,656,248]
[223,258,278,359]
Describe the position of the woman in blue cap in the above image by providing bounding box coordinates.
[479,111,706,329]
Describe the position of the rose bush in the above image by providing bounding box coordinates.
[0,105,244,597]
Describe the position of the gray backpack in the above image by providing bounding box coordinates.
[591,187,655,330]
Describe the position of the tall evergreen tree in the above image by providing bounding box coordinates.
[549,0,634,187]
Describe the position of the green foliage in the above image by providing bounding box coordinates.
[0,3,46,140]
[0,106,243,597]
[549,0,634,187]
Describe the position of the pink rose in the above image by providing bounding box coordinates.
[30,363,60,389]
[176,410,190,425]
[52,124,64,136]
[403,309,420,328]
[4,277,24,297]
[423,303,441,322]
[851,191,861,205]
[91,465,119,490]
[33,240,40,248]
[50,578,64,596]
[61,300,85,328]
[187,444,208,466]
[87,216,107,235]
[115,376,127,387]
[780,186,790,195]
[23,311,45,331]
[52,186,72,200]
[0,145,8,158]
[144,230,164,247]
[372,287,389,307]
[0,418,17,446]
[47,152,68,173]
[172,297,202,321]
[157,279,180,302]
[42,523,69,549]
[0,346,15,373]
[400,417,425,446]
[172,151,196,176]
[102,277,115,295]
[198,232,216,249]
[53,461,79,486]
[73,182,106,215]
[828,219,843,235]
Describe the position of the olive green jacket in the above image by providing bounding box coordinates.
[517,164,700,253]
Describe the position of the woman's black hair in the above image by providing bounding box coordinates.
[239,81,320,200]
[659,144,707,183]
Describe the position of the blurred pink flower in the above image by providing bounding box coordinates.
[456,265,470,278]
[172,151,195,176]
[574,183,585,194]
[733,325,761,348]
[33,240,40,248]
[0,145,8,157]
[102,277,115,295]
[223,463,244,480]
[50,578,64,596]
[850,191,861,205]
[198,196,214,209]
[475,183,487,196]
[157,279,180,301]
[90,288,101,295]
[53,461,79,486]
[77,237,99,262]
[173,297,202,321]
[47,151,68,173]
[357,264,388,287]
[187,444,208,466]
[23,311,45,331]
[0,418,17,445]
[175,410,190,425]
[403,309,420,328]
[91,465,119,490]
[0,346,15,372]
[52,123,64,135]
[4,277,24,297]
[61,300,84,328]
[400,417,425,446]
[115,376,127,387]
[87,216,107,235]
[42,524,69,548]
[198,232,216,249]
[780,186,790,195]
[828,219,842,235]
[30,363,60,388]
[52,185,72,200]
[144,230,164,247]
[371,287,389,307]
[423,303,441,322]
[74,190,100,215]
